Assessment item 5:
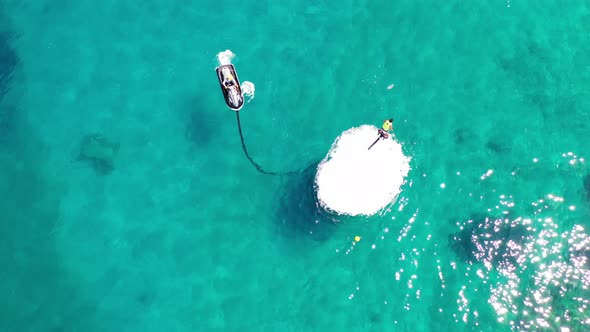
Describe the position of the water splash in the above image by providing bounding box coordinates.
[216,49,235,66]
[241,81,255,103]
[315,125,411,216]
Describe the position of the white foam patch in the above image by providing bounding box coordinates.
[241,81,255,102]
[216,49,235,66]
[315,125,411,216]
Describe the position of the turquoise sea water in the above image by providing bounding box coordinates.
[1,1,590,331]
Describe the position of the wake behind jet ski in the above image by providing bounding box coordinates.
[216,64,244,111]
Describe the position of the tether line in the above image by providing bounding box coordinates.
[235,112,317,176]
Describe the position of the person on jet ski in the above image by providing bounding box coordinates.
[222,67,236,89]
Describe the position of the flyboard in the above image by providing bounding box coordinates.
[368,129,389,150]
[216,64,244,111]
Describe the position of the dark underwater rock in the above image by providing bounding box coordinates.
[0,103,15,143]
[485,140,512,155]
[0,29,18,144]
[0,30,17,100]
[449,215,530,267]
[583,174,590,201]
[453,128,475,145]
[78,133,120,174]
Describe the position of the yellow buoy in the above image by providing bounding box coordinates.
[354,236,361,242]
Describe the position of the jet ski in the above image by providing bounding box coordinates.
[216,64,244,111]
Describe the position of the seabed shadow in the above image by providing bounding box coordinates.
[0,29,17,100]
[0,28,18,144]
[0,22,102,331]
[182,93,219,149]
[273,163,338,243]
[583,174,590,202]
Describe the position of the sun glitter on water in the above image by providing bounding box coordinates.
[448,152,590,331]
